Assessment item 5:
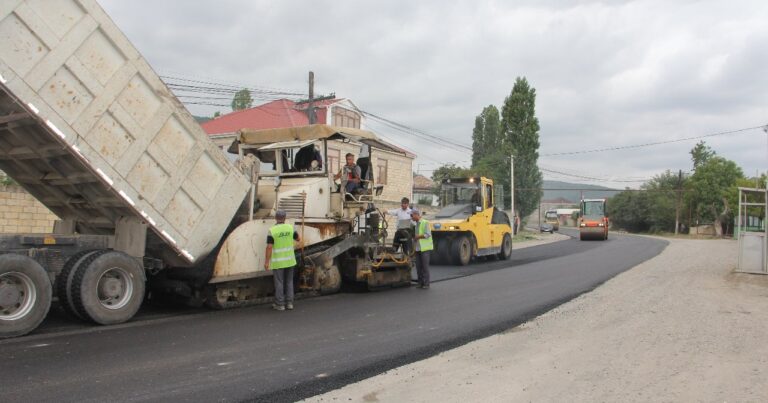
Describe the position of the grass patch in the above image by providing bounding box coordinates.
[513,229,539,242]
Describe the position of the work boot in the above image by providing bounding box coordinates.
[286,302,294,310]
[272,304,285,311]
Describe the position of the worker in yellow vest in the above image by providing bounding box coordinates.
[264,210,300,311]
[410,207,433,289]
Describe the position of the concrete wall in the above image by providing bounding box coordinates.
[0,185,58,234]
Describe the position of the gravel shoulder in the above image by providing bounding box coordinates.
[306,237,768,402]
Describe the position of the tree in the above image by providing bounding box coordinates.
[690,141,715,170]
[231,88,253,111]
[607,189,651,232]
[431,163,472,183]
[471,115,484,167]
[604,171,688,234]
[471,105,501,167]
[430,163,473,194]
[642,171,683,232]
[686,156,743,236]
[213,111,221,118]
[500,77,543,219]
[473,152,509,207]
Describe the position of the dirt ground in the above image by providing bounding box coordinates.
[306,237,768,402]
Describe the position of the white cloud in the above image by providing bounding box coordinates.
[98,0,768,188]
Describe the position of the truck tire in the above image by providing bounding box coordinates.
[56,250,98,321]
[498,233,512,260]
[431,238,448,265]
[0,254,52,338]
[451,236,472,266]
[71,251,145,325]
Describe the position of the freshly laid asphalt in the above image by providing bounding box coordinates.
[0,230,667,402]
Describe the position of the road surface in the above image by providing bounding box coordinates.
[0,230,666,402]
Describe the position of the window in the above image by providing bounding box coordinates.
[328,148,340,174]
[332,107,360,129]
[376,158,388,184]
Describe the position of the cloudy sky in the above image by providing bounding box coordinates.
[98,0,768,188]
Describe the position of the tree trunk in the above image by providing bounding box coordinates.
[711,204,723,237]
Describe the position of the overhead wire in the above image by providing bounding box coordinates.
[356,108,474,153]
[541,124,768,156]
[161,72,763,187]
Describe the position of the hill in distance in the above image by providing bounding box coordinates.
[541,180,622,203]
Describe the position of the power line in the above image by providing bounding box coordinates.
[159,73,306,97]
[365,119,471,154]
[541,124,768,156]
[539,164,652,183]
[357,109,473,152]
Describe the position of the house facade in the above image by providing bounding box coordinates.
[201,98,415,203]
[412,174,437,206]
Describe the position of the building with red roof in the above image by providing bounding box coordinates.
[201,97,415,204]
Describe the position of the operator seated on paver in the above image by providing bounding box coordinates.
[334,152,362,195]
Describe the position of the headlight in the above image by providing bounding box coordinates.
[433,223,442,229]
[580,223,586,227]
[598,223,604,227]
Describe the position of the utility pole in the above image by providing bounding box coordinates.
[307,71,315,124]
[764,125,768,189]
[675,169,682,235]
[510,155,515,225]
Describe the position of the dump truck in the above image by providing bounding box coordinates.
[579,198,609,240]
[430,177,513,265]
[0,0,410,338]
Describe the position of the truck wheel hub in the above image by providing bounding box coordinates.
[0,272,36,319]
[97,267,133,309]
[0,283,22,308]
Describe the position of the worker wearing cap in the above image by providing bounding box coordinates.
[386,197,413,254]
[264,210,300,311]
[410,207,432,289]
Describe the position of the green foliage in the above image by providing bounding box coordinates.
[608,171,684,233]
[430,163,473,193]
[738,173,767,190]
[192,115,211,124]
[471,105,501,167]
[231,88,253,111]
[213,111,221,118]
[610,140,749,235]
[607,190,651,232]
[686,156,743,228]
[467,78,544,217]
[499,77,543,218]
[430,163,472,183]
[690,141,715,170]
